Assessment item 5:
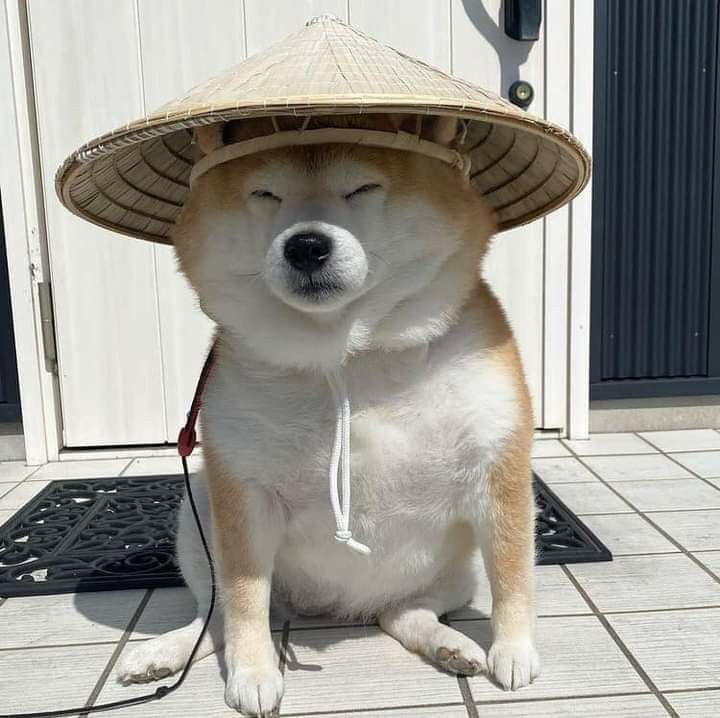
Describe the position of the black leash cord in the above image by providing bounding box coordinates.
[1,455,217,718]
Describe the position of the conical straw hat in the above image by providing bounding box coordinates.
[56,15,590,244]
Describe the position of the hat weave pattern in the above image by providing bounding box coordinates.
[56,15,590,244]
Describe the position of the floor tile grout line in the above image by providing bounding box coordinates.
[279,620,291,675]
[562,444,720,585]
[0,639,122,653]
[286,621,378,632]
[531,454,575,459]
[117,458,140,477]
[17,465,43,484]
[452,603,720,623]
[457,675,479,718]
[125,627,286,643]
[10,458,136,484]
[0,482,19,501]
[280,691,668,716]
[634,431,720,455]
[553,476,715,485]
[633,432,720,493]
[581,506,719,516]
[473,690,659,707]
[559,444,659,457]
[560,565,678,718]
[280,701,470,717]
[79,589,154,716]
[58,451,185,461]
[662,685,720,695]
[541,477,697,486]
[597,604,720,617]
[439,614,479,718]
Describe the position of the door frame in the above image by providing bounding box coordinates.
[0,0,595,454]
[543,0,594,438]
[0,0,62,463]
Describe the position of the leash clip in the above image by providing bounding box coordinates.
[177,425,197,457]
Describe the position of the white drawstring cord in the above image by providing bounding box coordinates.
[326,371,371,555]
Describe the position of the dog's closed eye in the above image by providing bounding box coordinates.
[251,189,282,202]
[344,183,382,200]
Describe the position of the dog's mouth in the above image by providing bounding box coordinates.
[289,275,344,303]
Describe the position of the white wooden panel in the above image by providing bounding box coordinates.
[542,0,572,430]
[568,0,594,438]
[137,0,244,438]
[138,0,246,108]
[348,0,451,71]
[451,0,545,422]
[244,0,348,55]
[27,0,166,446]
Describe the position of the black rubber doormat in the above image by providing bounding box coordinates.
[0,474,611,597]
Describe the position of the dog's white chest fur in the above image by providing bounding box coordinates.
[203,312,520,616]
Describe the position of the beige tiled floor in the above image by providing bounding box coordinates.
[582,454,693,482]
[0,430,718,716]
[670,451,720,478]
[532,456,598,484]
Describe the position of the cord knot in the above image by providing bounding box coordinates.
[335,530,372,555]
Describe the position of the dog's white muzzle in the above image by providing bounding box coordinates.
[265,221,368,312]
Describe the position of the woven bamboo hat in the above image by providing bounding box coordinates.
[56,15,590,245]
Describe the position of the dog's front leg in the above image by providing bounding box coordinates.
[207,452,285,716]
[482,434,540,691]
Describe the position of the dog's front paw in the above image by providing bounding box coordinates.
[434,632,487,676]
[487,639,539,690]
[224,664,284,716]
[116,635,189,684]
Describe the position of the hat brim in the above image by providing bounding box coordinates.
[56,99,590,245]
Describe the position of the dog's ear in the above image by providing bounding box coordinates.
[427,116,459,146]
[386,114,459,146]
[194,124,225,155]
[194,118,278,155]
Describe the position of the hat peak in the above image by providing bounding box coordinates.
[305,14,342,26]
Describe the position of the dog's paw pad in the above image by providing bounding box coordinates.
[487,639,540,690]
[224,664,284,717]
[434,640,486,676]
[117,661,173,685]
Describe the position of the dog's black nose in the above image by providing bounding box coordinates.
[283,232,332,273]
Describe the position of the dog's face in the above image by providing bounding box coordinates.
[173,118,495,370]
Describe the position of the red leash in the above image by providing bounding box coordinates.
[178,343,217,458]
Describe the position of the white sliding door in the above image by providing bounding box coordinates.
[27,0,572,445]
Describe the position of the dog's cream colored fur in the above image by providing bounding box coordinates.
[115,116,539,716]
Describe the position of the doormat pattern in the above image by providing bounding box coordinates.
[0,474,611,597]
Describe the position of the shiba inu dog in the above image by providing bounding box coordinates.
[116,114,539,716]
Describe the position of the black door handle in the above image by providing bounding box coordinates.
[504,0,542,41]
